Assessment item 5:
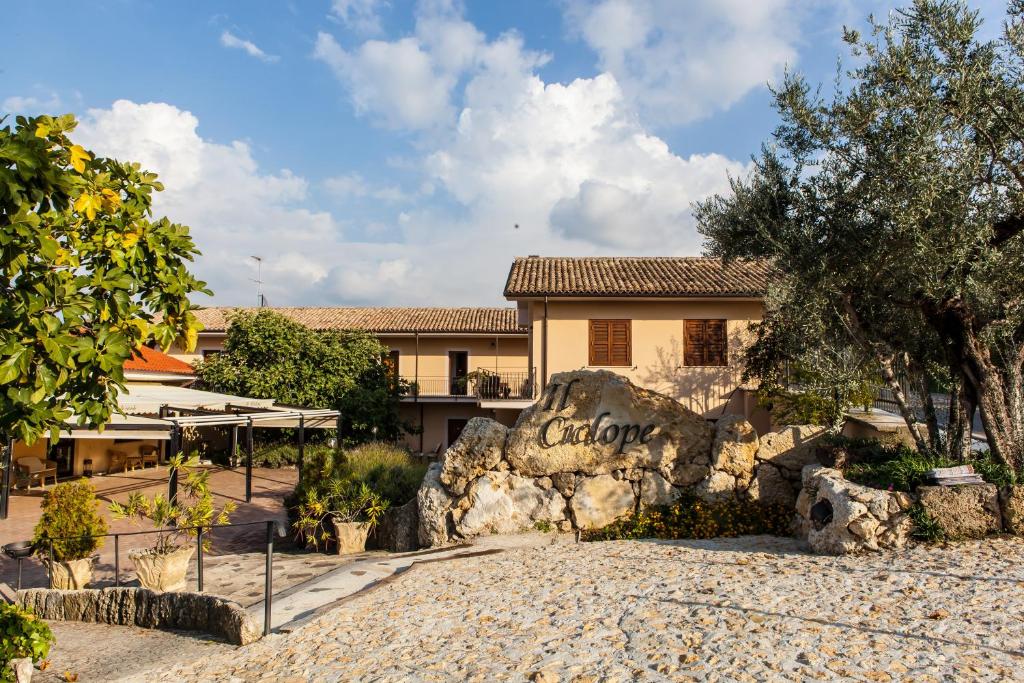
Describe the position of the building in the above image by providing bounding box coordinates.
[503,256,771,431]
[172,307,533,452]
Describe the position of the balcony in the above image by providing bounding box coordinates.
[404,369,536,403]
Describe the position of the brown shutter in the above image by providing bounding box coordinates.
[589,319,631,366]
[684,320,728,366]
[706,320,727,366]
[684,320,706,366]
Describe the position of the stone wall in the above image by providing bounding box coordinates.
[17,587,261,645]
[418,370,828,546]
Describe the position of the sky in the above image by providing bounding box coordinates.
[3,0,1011,307]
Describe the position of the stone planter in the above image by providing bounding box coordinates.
[129,546,195,592]
[46,556,94,590]
[332,520,370,555]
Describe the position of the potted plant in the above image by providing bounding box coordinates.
[32,479,108,589]
[294,479,388,555]
[0,603,54,683]
[109,455,235,592]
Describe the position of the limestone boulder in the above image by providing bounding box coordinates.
[439,418,508,495]
[747,463,796,507]
[570,474,636,529]
[505,370,714,478]
[417,463,453,547]
[1001,485,1024,535]
[756,426,828,478]
[371,498,420,552]
[918,484,1002,539]
[639,470,682,508]
[711,415,758,484]
[801,466,912,555]
[455,473,567,538]
[695,470,737,503]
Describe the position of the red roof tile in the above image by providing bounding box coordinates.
[124,346,195,376]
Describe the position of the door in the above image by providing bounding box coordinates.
[447,418,469,448]
[449,351,469,395]
[49,439,75,477]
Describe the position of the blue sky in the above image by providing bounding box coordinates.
[3,0,1009,306]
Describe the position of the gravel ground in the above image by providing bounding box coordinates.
[140,535,1024,681]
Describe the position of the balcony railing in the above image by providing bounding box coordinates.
[405,369,536,401]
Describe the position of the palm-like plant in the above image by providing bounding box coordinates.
[109,455,235,554]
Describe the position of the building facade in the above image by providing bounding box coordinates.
[503,256,772,432]
[172,307,533,452]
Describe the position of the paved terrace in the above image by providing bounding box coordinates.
[0,465,355,600]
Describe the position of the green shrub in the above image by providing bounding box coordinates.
[0,603,54,681]
[250,442,335,469]
[344,442,427,506]
[582,493,793,542]
[32,479,108,561]
[909,503,945,543]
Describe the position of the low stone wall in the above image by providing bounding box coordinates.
[918,484,1004,539]
[17,587,261,645]
[1001,485,1024,534]
[796,466,913,554]
[417,370,829,546]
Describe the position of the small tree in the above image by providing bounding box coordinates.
[195,310,410,446]
[0,114,207,447]
[31,479,108,561]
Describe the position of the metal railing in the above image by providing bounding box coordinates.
[405,369,536,401]
[34,519,285,636]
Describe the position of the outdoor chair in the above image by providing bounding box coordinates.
[107,450,128,474]
[15,457,57,489]
[139,444,159,468]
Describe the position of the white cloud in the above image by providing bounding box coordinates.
[2,91,62,114]
[564,0,799,126]
[73,100,336,305]
[330,0,388,35]
[220,30,279,63]
[323,172,411,202]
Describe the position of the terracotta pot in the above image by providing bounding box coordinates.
[46,556,94,590]
[332,520,370,555]
[129,545,195,592]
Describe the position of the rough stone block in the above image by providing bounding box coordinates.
[570,474,636,529]
[918,484,1002,539]
[1000,485,1024,535]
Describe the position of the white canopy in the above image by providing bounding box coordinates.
[117,384,275,415]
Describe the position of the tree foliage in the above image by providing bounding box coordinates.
[696,1,1024,468]
[194,309,410,445]
[0,114,207,444]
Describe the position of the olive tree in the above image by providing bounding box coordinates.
[696,1,1024,468]
[1,114,207,445]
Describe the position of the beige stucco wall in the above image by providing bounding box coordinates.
[527,299,763,418]
[381,335,529,382]
[399,403,522,453]
[166,333,226,365]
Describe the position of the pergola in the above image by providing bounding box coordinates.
[0,387,340,520]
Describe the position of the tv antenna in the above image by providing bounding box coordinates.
[249,255,266,307]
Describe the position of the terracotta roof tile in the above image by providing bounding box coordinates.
[192,307,525,335]
[125,346,195,376]
[503,256,772,298]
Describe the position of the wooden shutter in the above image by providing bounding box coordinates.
[589,320,631,366]
[684,320,728,366]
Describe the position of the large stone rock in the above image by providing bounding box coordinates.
[747,463,796,507]
[440,418,508,495]
[570,474,636,529]
[799,466,911,555]
[1001,485,1024,535]
[756,425,828,478]
[918,484,1002,539]
[639,470,682,508]
[455,473,567,538]
[505,370,714,479]
[371,499,420,552]
[417,463,453,547]
[711,415,758,484]
[695,470,737,503]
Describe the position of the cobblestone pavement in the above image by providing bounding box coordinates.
[149,535,1024,682]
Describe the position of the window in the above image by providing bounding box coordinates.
[383,349,400,386]
[589,319,631,366]
[684,319,728,366]
[201,349,222,359]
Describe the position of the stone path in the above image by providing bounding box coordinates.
[151,534,1024,682]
